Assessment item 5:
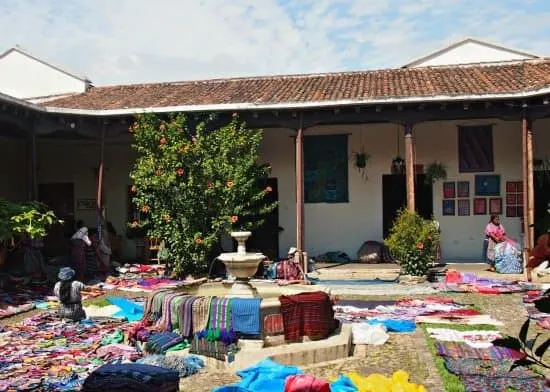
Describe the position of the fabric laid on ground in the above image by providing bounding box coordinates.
[444,358,541,378]
[436,342,524,360]
[95,264,183,292]
[351,323,389,345]
[426,328,501,348]
[144,331,188,354]
[366,318,416,332]
[0,312,138,391]
[416,314,504,326]
[434,271,526,294]
[459,374,547,392]
[108,297,144,321]
[189,338,239,361]
[137,354,204,377]
[231,298,262,335]
[279,291,338,342]
[522,290,550,330]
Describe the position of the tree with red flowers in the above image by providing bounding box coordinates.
[129,113,276,275]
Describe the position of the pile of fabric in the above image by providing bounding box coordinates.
[434,339,546,391]
[523,290,550,329]
[433,271,526,294]
[94,264,183,292]
[212,359,427,392]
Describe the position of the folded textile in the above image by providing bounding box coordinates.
[460,374,546,392]
[444,358,541,378]
[190,337,239,361]
[367,318,416,332]
[137,354,204,377]
[108,297,144,322]
[279,291,337,342]
[427,328,501,348]
[145,332,184,354]
[436,342,524,360]
[231,298,262,335]
[192,296,212,333]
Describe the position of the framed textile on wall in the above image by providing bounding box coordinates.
[474,198,487,215]
[475,175,500,196]
[505,181,523,217]
[443,182,456,199]
[442,199,455,216]
[457,181,470,198]
[457,199,470,216]
[489,198,502,215]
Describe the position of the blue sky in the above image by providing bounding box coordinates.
[0,0,548,85]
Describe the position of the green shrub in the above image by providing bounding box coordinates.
[385,208,440,276]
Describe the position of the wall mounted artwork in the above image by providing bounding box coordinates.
[474,198,487,215]
[505,181,523,217]
[489,198,503,215]
[442,199,456,216]
[458,199,470,216]
[457,181,470,198]
[443,181,456,199]
[475,175,500,196]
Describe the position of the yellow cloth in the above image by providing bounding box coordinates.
[335,370,427,392]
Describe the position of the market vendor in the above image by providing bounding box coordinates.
[71,220,92,282]
[53,267,87,322]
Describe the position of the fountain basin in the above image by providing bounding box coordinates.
[217,252,264,279]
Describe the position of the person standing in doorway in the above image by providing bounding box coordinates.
[71,220,91,282]
[483,215,506,272]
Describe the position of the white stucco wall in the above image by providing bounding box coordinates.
[3,117,547,262]
[0,50,87,99]
[411,41,534,67]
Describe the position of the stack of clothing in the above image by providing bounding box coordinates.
[137,354,204,378]
[279,291,338,342]
[144,331,189,354]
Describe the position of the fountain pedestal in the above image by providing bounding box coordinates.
[217,231,265,298]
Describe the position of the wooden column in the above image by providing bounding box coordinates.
[521,113,530,277]
[295,116,304,259]
[96,121,107,239]
[404,123,415,212]
[527,119,535,249]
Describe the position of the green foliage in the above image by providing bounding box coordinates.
[384,208,440,276]
[425,161,447,184]
[129,113,277,275]
[0,199,62,243]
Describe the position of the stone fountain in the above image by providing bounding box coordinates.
[217,231,265,298]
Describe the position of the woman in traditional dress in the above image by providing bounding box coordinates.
[71,220,91,282]
[526,233,550,281]
[53,267,87,321]
[482,215,506,271]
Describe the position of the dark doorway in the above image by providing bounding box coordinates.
[245,178,280,261]
[382,174,433,238]
[534,171,550,240]
[38,183,75,256]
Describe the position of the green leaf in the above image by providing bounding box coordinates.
[493,337,522,351]
[519,319,530,344]
[534,338,550,358]
[510,358,536,371]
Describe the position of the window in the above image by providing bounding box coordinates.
[304,134,349,203]
[458,125,494,172]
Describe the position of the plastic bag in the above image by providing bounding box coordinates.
[351,323,389,345]
[342,370,427,392]
[284,374,330,392]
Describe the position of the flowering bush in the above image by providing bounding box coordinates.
[129,113,277,275]
[384,208,440,276]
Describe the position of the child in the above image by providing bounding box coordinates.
[53,267,87,322]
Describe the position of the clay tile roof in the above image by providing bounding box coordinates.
[43,60,550,112]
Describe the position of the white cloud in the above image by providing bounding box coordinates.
[0,0,548,85]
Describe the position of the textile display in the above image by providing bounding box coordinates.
[426,328,501,348]
[193,296,213,333]
[435,271,525,294]
[144,331,187,354]
[231,298,262,335]
[263,314,284,336]
[137,354,204,377]
[189,338,239,361]
[460,374,547,392]
[279,291,337,342]
[444,358,541,379]
[436,342,524,360]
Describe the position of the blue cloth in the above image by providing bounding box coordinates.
[89,363,180,383]
[482,238,490,264]
[137,354,204,377]
[212,359,303,392]
[367,319,416,332]
[231,298,262,335]
[108,297,144,321]
[58,267,75,281]
[494,242,523,274]
[330,375,358,392]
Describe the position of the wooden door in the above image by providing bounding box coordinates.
[38,183,75,256]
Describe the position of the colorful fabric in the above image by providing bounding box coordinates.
[427,328,501,348]
[206,297,233,339]
[192,296,212,333]
[231,298,262,335]
[494,241,523,274]
[137,354,204,377]
[460,375,546,392]
[264,314,284,336]
[145,332,185,354]
[436,342,524,360]
[189,338,239,361]
[279,291,337,342]
[284,374,331,392]
[444,358,540,379]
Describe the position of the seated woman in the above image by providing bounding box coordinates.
[526,234,550,281]
[54,267,87,322]
[482,215,506,272]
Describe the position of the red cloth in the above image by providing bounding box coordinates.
[445,270,462,283]
[284,375,330,392]
[279,291,337,342]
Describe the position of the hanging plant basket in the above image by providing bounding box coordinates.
[391,156,405,175]
[425,161,447,184]
[351,149,371,180]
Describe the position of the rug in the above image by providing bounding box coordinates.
[460,374,547,392]
[231,298,262,335]
[436,342,524,360]
[444,358,540,378]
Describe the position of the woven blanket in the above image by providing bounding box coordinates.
[444,358,539,379]
[436,342,524,360]
[192,297,212,333]
[137,354,204,378]
[460,375,546,392]
[264,314,284,336]
[279,291,337,342]
[169,294,187,332]
[179,296,197,337]
[231,298,262,335]
[145,332,184,354]
[208,297,233,332]
[189,338,239,361]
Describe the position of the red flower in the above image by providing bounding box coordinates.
[265,186,273,193]
[164,215,171,222]
[141,205,150,213]
[160,137,167,145]
[131,185,137,193]
[231,215,238,223]
[177,168,184,176]
[417,242,424,250]
[207,182,214,189]
[226,181,234,188]
[195,238,203,244]
[155,169,161,176]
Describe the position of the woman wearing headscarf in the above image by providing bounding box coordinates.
[53,267,87,321]
[482,215,506,271]
[71,220,91,282]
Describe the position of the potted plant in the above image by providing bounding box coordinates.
[384,208,440,277]
[425,161,447,184]
[351,148,371,179]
